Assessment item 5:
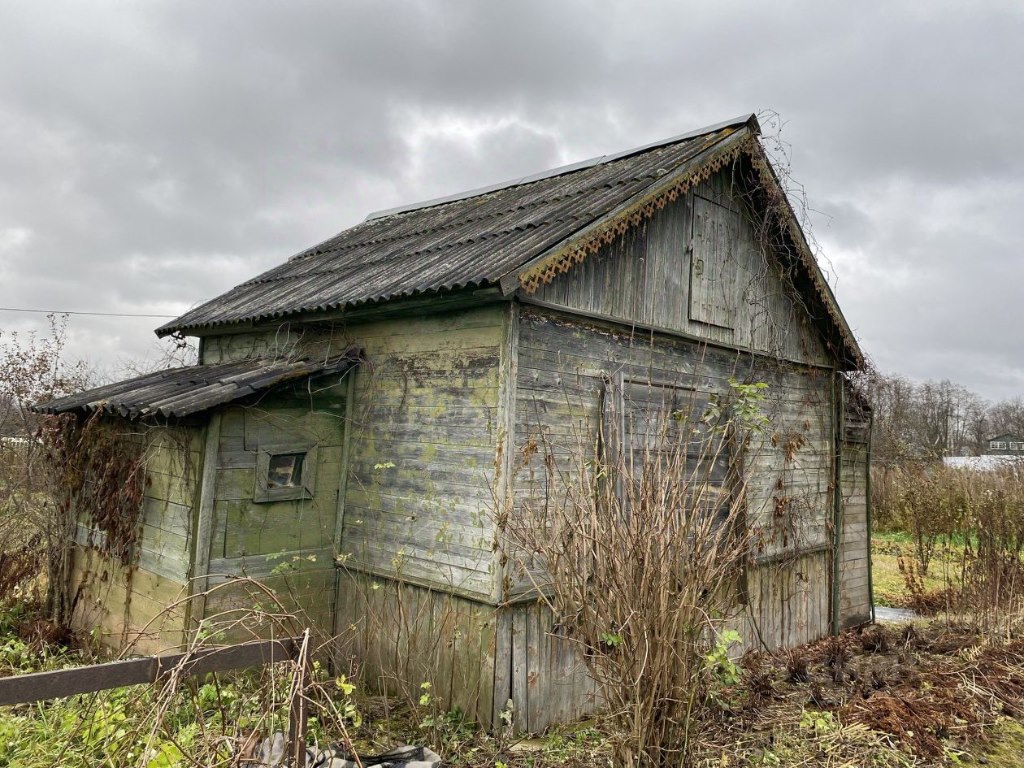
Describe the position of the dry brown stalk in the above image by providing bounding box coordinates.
[504,379,768,767]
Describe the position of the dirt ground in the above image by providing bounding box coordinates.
[347,619,1024,767]
[6,596,1024,766]
[690,619,1024,766]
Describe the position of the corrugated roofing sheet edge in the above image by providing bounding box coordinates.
[32,349,362,420]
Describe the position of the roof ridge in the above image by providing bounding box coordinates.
[362,114,758,222]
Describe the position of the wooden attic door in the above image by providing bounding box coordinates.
[201,392,348,632]
[689,193,742,330]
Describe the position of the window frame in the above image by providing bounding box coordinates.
[603,373,734,526]
[254,441,318,503]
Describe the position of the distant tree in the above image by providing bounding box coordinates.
[986,398,1024,441]
[856,369,919,463]
[858,369,995,463]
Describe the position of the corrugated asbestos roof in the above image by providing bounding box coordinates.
[155,113,862,369]
[33,350,360,420]
[157,116,759,336]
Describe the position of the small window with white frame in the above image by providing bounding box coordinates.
[254,442,318,502]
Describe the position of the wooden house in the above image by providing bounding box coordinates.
[987,433,1024,455]
[37,114,872,731]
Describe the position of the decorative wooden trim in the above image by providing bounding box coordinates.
[507,129,754,295]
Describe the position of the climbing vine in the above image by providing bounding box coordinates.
[42,412,148,567]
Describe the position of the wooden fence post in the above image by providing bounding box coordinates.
[289,629,311,768]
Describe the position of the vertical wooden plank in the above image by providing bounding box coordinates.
[189,412,222,625]
[450,601,480,721]
[470,605,496,725]
[359,574,383,693]
[548,622,576,726]
[525,603,546,732]
[492,607,514,728]
[434,591,457,708]
[511,605,529,731]
[332,371,357,635]
[494,302,520,604]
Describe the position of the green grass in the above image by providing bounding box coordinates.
[970,718,1024,766]
[871,532,965,608]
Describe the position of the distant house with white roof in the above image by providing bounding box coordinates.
[987,433,1024,455]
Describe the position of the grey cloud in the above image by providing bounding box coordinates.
[0,1,1022,398]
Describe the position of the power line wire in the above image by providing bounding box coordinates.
[0,306,177,319]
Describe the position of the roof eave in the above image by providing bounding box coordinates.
[31,350,362,420]
[156,284,505,339]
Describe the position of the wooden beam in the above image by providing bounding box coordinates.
[0,637,298,707]
[188,411,222,626]
[332,369,358,637]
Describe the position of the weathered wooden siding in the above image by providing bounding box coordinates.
[335,571,497,725]
[737,551,831,653]
[494,600,600,733]
[70,549,190,654]
[201,392,346,633]
[527,169,830,368]
[508,306,834,597]
[71,424,201,653]
[195,308,506,712]
[500,306,836,730]
[336,307,504,601]
[744,369,834,562]
[201,327,311,365]
[839,388,872,626]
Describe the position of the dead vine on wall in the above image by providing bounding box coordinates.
[43,413,148,566]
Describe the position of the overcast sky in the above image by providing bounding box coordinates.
[1,1,1022,399]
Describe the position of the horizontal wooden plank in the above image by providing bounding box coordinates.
[0,637,299,706]
[338,559,496,604]
[208,546,335,578]
[142,496,192,539]
[218,449,257,469]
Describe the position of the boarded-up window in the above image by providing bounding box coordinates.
[689,196,740,329]
[604,376,731,524]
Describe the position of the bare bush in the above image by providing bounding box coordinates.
[0,315,89,606]
[503,379,767,767]
[876,463,1024,632]
[874,463,966,574]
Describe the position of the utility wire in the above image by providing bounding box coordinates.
[0,306,177,319]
